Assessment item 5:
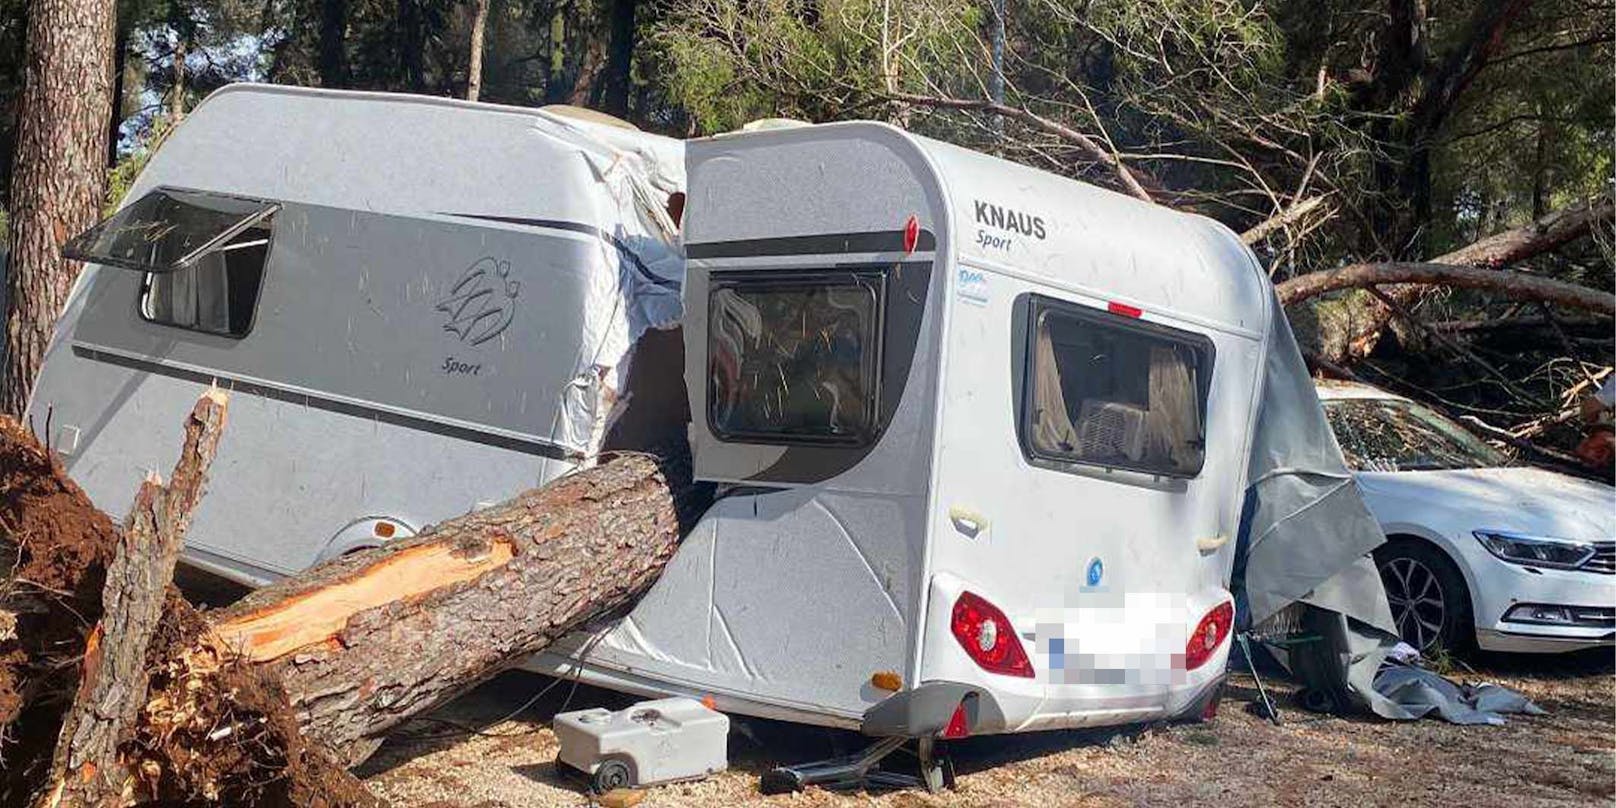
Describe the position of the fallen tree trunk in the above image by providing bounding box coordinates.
[1,393,706,805]
[203,446,702,763]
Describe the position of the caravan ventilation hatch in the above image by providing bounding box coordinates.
[64,187,279,274]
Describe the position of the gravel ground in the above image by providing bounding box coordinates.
[356,650,1613,807]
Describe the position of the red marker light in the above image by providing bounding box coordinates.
[941,701,970,739]
[1107,301,1143,318]
[902,215,920,254]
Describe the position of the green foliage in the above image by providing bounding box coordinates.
[104,116,172,214]
[653,0,981,133]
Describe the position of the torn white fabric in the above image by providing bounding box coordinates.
[526,112,687,461]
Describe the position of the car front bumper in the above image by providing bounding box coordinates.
[1471,559,1615,653]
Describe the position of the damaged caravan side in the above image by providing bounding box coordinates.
[26,85,686,585]
[534,122,1290,748]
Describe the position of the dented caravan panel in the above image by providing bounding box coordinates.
[535,122,1275,733]
[27,85,685,584]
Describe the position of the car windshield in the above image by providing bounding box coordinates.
[1322,398,1512,472]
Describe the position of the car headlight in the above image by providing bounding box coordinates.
[1473,531,1597,570]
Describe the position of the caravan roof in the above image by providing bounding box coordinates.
[123,84,684,227]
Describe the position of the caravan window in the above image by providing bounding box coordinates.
[1021,297,1212,477]
[138,224,272,337]
[62,188,278,339]
[707,270,884,445]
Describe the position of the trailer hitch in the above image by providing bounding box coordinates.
[759,735,955,794]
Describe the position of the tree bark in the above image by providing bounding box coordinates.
[466,0,490,101]
[35,390,228,808]
[0,0,115,416]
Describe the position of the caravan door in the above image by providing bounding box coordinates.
[920,266,1261,731]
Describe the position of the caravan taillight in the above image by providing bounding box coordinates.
[1185,601,1234,671]
[951,592,1033,678]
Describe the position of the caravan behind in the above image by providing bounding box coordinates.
[27,85,686,585]
[535,122,1277,740]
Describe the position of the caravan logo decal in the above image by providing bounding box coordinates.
[972,200,1046,252]
[957,267,990,306]
[436,257,520,347]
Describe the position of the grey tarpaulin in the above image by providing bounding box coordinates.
[1233,297,1408,718]
[1373,665,1546,724]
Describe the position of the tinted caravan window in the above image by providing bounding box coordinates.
[708,271,884,445]
[1022,297,1212,477]
[64,187,278,339]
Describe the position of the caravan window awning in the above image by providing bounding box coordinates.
[63,187,279,274]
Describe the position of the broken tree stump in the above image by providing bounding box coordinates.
[0,388,705,804]
[36,389,229,808]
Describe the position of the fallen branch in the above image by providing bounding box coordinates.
[1240,196,1328,245]
[1283,196,1615,360]
[1275,261,1616,314]
[884,91,1160,204]
[1427,314,1610,333]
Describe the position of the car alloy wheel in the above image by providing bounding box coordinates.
[1381,556,1447,651]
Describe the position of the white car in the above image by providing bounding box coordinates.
[1316,381,1615,654]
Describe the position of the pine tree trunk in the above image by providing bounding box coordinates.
[0,0,115,417]
[318,0,350,88]
[600,0,636,116]
[466,0,490,101]
[107,20,128,167]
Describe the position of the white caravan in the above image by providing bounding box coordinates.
[26,85,686,585]
[534,121,1292,754]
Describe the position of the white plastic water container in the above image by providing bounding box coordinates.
[553,697,730,791]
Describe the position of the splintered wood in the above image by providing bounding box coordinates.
[211,538,517,663]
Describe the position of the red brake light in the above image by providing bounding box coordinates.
[902,215,920,253]
[1107,301,1143,318]
[1185,601,1234,671]
[951,591,1033,678]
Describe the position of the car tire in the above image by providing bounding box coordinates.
[1374,538,1473,655]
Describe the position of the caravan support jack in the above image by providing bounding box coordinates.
[1235,633,1283,725]
[759,736,955,794]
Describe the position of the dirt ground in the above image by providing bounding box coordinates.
[353,650,1614,808]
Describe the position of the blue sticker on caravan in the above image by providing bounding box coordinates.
[1085,558,1104,587]
[957,267,989,306]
